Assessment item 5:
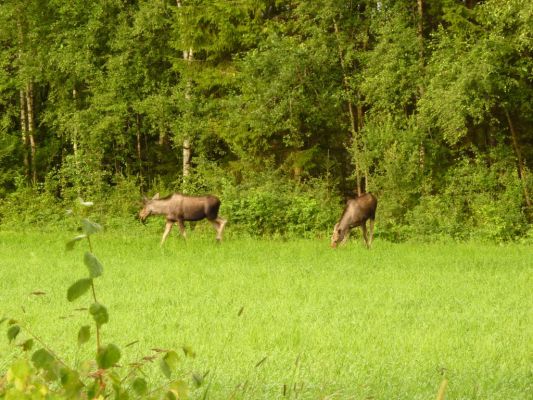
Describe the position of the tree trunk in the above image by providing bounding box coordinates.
[72,88,81,195]
[356,104,368,192]
[182,138,191,177]
[72,88,79,163]
[504,107,532,211]
[416,0,425,86]
[177,0,193,180]
[20,89,30,180]
[464,0,477,9]
[356,104,364,132]
[333,20,362,196]
[182,48,193,179]
[417,0,426,173]
[26,82,36,185]
[347,102,362,196]
[17,20,30,182]
[136,113,144,185]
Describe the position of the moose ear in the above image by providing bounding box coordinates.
[152,193,160,200]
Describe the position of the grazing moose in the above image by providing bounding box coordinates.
[139,193,227,245]
[331,193,377,249]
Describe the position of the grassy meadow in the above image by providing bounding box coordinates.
[0,229,532,399]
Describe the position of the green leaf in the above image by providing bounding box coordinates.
[84,252,103,278]
[0,317,7,326]
[77,325,90,346]
[96,343,121,369]
[182,345,196,358]
[32,348,55,369]
[66,235,87,251]
[67,278,92,302]
[164,351,180,369]
[86,381,99,399]
[193,372,204,387]
[7,325,20,342]
[166,391,177,400]
[108,371,121,385]
[82,219,102,236]
[132,377,148,396]
[160,350,179,378]
[21,338,34,351]
[60,367,82,392]
[169,380,188,400]
[160,357,171,379]
[10,359,31,380]
[89,303,109,327]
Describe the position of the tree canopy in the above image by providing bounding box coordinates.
[0,0,531,240]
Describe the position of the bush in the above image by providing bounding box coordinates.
[0,175,66,230]
[222,174,340,238]
[97,175,143,230]
[1,153,529,242]
[406,157,529,241]
[0,175,140,232]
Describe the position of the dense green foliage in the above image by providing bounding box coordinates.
[1,232,532,398]
[0,0,531,240]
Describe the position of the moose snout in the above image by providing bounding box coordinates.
[139,212,148,224]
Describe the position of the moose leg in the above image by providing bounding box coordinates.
[161,221,174,246]
[218,217,227,240]
[361,222,369,248]
[176,219,187,238]
[368,218,375,248]
[210,217,227,242]
[340,229,350,245]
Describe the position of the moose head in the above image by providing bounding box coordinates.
[138,193,160,223]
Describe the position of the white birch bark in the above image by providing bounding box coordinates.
[177,0,193,179]
[26,82,36,185]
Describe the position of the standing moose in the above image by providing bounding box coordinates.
[331,193,377,249]
[139,193,227,245]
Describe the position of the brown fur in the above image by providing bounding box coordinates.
[139,193,227,245]
[331,193,377,249]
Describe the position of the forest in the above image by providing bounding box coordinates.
[0,0,531,241]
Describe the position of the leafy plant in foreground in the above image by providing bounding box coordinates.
[1,200,195,399]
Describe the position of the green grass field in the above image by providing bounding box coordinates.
[1,229,532,399]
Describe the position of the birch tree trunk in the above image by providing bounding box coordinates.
[20,89,30,180]
[182,137,191,177]
[26,82,37,185]
[136,113,144,186]
[17,19,30,182]
[72,88,79,164]
[182,48,193,178]
[177,0,193,179]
